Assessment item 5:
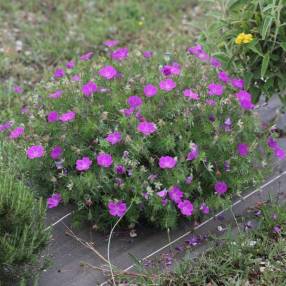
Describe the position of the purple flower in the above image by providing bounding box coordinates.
[231,78,244,89]
[26,145,45,159]
[103,39,119,47]
[76,156,92,171]
[210,57,222,68]
[47,111,59,122]
[106,131,122,145]
[237,143,249,157]
[127,96,143,108]
[209,114,216,122]
[159,156,177,169]
[224,160,231,172]
[66,60,75,69]
[50,146,63,160]
[111,47,129,61]
[218,71,229,83]
[115,165,126,174]
[185,236,200,246]
[235,90,254,110]
[206,99,216,106]
[98,65,118,80]
[49,90,63,99]
[144,84,158,97]
[97,153,113,168]
[178,200,193,216]
[14,85,23,94]
[273,225,282,234]
[9,127,24,139]
[59,111,76,122]
[157,189,167,198]
[224,117,232,132]
[208,83,224,96]
[200,203,209,214]
[47,193,62,209]
[108,201,127,217]
[187,144,199,161]
[214,181,228,195]
[183,89,199,100]
[72,74,81,81]
[54,68,65,79]
[82,81,97,97]
[137,121,157,136]
[267,137,278,149]
[168,186,183,203]
[121,107,135,117]
[275,147,285,160]
[159,79,176,92]
[185,176,193,185]
[143,50,153,58]
[80,52,93,61]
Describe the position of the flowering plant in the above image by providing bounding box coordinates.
[1,42,278,230]
[201,0,286,104]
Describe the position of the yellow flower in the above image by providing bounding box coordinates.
[138,21,144,26]
[235,33,253,45]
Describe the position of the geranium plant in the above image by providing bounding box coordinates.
[1,42,281,230]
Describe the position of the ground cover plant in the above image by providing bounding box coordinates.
[201,0,286,104]
[1,41,282,231]
[116,201,286,285]
[0,143,50,285]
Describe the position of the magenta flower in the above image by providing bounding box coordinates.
[159,79,176,92]
[108,201,127,217]
[47,193,62,209]
[9,127,24,139]
[49,90,63,99]
[26,145,45,159]
[54,68,65,79]
[121,107,135,117]
[111,47,129,61]
[47,111,59,122]
[157,189,167,198]
[59,111,76,122]
[159,156,177,169]
[115,165,126,174]
[178,200,193,216]
[144,84,158,97]
[208,83,224,96]
[187,144,199,161]
[14,85,23,94]
[103,39,119,47]
[214,181,228,195]
[0,121,13,132]
[76,156,92,171]
[206,99,216,106]
[137,121,157,136]
[50,146,63,160]
[200,203,209,214]
[218,71,229,83]
[97,153,113,168]
[235,90,254,110]
[66,60,75,69]
[183,89,199,100]
[267,137,278,149]
[82,81,97,97]
[210,57,222,68]
[72,74,81,81]
[275,147,285,160]
[98,65,118,80]
[80,52,93,61]
[231,78,244,89]
[168,186,183,203]
[106,131,122,145]
[127,96,143,108]
[237,143,249,157]
[161,63,181,76]
[143,50,153,58]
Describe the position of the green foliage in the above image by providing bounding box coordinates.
[201,0,286,104]
[0,142,49,283]
[4,46,272,230]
